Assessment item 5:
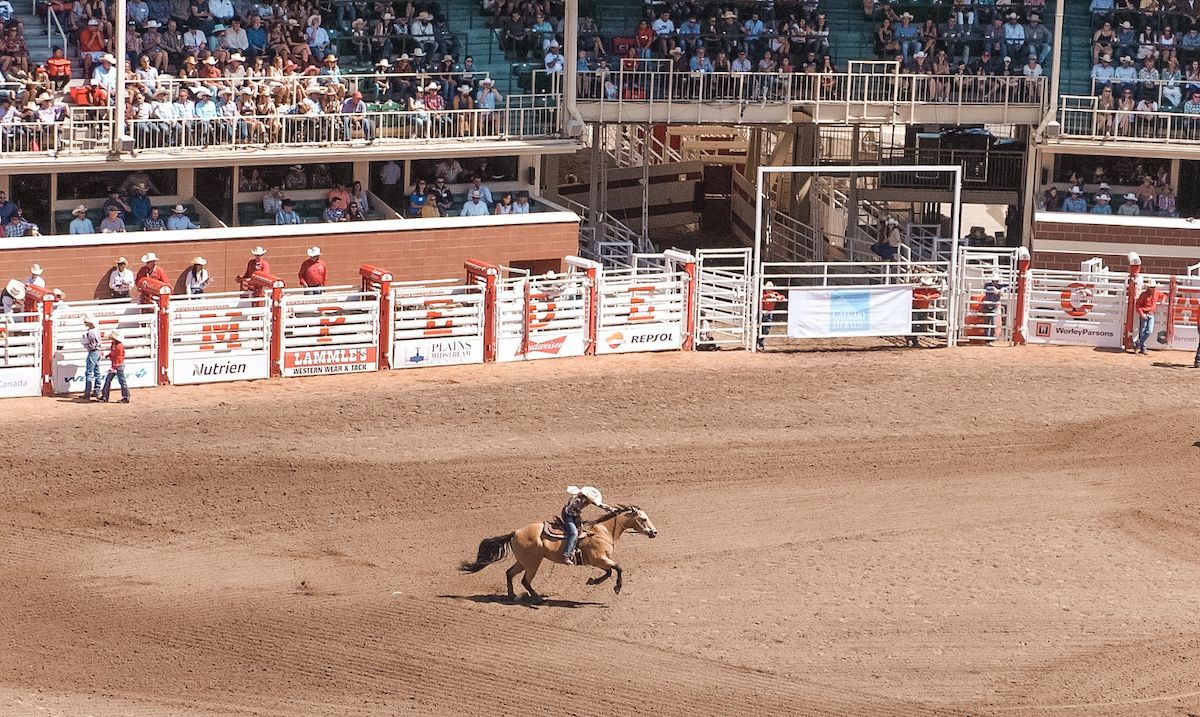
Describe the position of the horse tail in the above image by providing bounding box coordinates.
[459,532,515,573]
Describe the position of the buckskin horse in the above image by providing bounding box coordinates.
[459,506,658,601]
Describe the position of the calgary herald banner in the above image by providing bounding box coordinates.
[786,286,913,339]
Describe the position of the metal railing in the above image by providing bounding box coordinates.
[880,147,1024,189]
[1087,75,1194,107]
[125,71,496,105]
[46,5,68,51]
[1058,93,1200,142]
[575,67,1046,108]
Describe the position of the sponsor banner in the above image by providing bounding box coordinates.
[0,366,40,398]
[53,360,156,394]
[786,286,913,339]
[596,323,682,355]
[496,333,587,362]
[171,354,271,385]
[393,337,484,369]
[1027,319,1122,348]
[282,347,378,377]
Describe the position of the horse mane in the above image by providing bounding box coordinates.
[585,505,639,527]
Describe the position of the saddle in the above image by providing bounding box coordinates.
[542,516,588,541]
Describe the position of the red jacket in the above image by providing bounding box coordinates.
[106,340,125,368]
[1136,287,1167,318]
[913,287,941,310]
[136,264,168,283]
[298,258,327,287]
[240,257,270,280]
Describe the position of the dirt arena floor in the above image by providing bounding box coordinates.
[2,343,1200,716]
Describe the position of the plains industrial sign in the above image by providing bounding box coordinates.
[393,337,484,369]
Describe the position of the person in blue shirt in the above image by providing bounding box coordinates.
[0,190,16,225]
[679,16,701,53]
[275,199,302,225]
[689,47,714,72]
[244,14,267,59]
[166,204,200,229]
[459,190,490,217]
[408,179,428,217]
[129,183,152,226]
[1090,193,1113,214]
[1061,187,1089,212]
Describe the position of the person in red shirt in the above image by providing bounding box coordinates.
[134,252,168,303]
[758,281,785,350]
[1134,278,1168,354]
[46,47,72,92]
[237,246,271,295]
[78,19,107,77]
[100,330,130,402]
[298,246,327,295]
[911,276,942,347]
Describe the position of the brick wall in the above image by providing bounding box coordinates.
[0,218,580,300]
[1034,217,1200,274]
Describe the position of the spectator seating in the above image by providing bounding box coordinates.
[52,202,202,233]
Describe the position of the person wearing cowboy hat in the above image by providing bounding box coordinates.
[185,256,210,295]
[411,10,436,56]
[1090,192,1113,215]
[78,313,104,400]
[166,204,199,230]
[559,486,616,565]
[25,264,45,288]
[237,246,270,292]
[136,252,168,288]
[108,257,135,299]
[1117,192,1141,216]
[895,11,921,60]
[69,205,95,235]
[305,14,331,58]
[128,181,152,227]
[298,246,327,295]
[1062,186,1089,213]
[2,279,24,314]
[1134,278,1168,355]
[100,330,131,403]
[459,189,489,217]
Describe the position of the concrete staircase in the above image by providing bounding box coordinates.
[11,0,80,78]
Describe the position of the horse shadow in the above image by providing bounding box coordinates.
[438,594,608,610]
[1151,361,1195,370]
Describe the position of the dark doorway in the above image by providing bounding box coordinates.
[195,167,233,226]
[1179,160,1200,217]
[11,174,51,231]
[699,164,732,234]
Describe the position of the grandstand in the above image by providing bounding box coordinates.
[0,0,1196,288]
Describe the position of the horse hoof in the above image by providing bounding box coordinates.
[585,577,597,586]
[614,585,622,595]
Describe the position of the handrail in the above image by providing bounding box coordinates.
[1056,93,1200,143]
[46,5,68,52]
[123,70,496,102]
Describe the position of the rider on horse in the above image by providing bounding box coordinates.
[561,485,614,565]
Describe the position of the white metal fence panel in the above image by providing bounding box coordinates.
[52,300,157,393]
[696,248,752,350]
[392,280,486,369]
[496,272,591,362]
[758,261,953,346]
[0,313,42,397]
[169,293,272,384]
[1025,269,1127,349]
[956,247,1019,344]
[596,271,688,354]
[280,288,380,377]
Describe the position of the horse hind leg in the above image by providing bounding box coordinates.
[586,569,613,586]
[505,563,522,602]
[521,559,543,602]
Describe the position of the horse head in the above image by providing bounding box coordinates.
[618,505,657,539]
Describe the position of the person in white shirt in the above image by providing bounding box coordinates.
[185,256,211,294]
[224,17,248,51]
[2,279,23,314]
[513,192,531,213]
[109,257,136,299]
[468,176,492,204]
[208,0,234,22]
[544,42,564,73]
[0,0,14,22]
[460,190,490,216]
[26,264,46,288]
[92,54,118,95]
[182,26,207,53]
[69,205,95,234]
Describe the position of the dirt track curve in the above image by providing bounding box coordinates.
[2,344,1200,716]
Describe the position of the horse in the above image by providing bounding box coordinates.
[459,505,658,602]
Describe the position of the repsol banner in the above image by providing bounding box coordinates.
[171,354,271,385]
[392,337,484,369]
[596,324,683,355]
[283,347,379,377]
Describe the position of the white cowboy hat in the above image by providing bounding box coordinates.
[1097,194,1111,201]
[765,281,776,288]
[202,56,218,65]
[482,77,494,85]
[722,10,736,18]
[1124,193,1137,201]
[82,313,98,327]
[458,84,471,93]
[29,264,42,276]
[1099,182,1111,189]
[145,19,159,27]
[545,270,557,280]
[250,246,266,256]
[229,53,246,62]
[918,275,938,287]
[172,204,186,213]
[426,82,440,91]
[192,256,207,265]
[101,53,116,63]
[116,256,128,264]
[53,289,65,299]
[36,92,52,102]
[377,58,392,67]
[580,486,603,504]
[141,252,158,262]
[196,87,211,97]
[1070,186,1082,194]
[5,280,24,301]
[72,205,87,216]
[106,330,124,342]
[413,48,426,56]
[470,190,481,198]
[306,246,321,257]
[399,53,410,61]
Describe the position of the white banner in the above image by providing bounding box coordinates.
[1027,320,1122,348]
[282,347,378,377]
[786,286,913,339]
[53,359,156,393]
[0,367,41,398]
[392,337,484,369]
[496,333,588,362]
[171,354,271,385]
[596,323,682,354]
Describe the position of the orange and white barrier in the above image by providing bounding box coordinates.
[1023,262,1128,349]
[0,287,45,398]
[280,287,380,377]
[391,279,487,369]
[595,250,694,354]
[494,267,593,363]
[52,300,157,393]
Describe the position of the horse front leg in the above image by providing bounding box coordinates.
[586,569,612,586]
[588,555,623,594]
[521,558,543,602]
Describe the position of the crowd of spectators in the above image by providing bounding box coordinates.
[1042,161,1178,216]
[1085,0,1200,126]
